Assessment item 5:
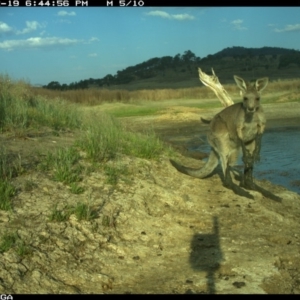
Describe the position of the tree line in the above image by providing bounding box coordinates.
[43,50,200,90]
[43,47,300,90]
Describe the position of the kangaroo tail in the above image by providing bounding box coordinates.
[170,149,219,179]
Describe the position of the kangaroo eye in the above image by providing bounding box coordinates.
[243,97,248,101]
[256,97,260,101]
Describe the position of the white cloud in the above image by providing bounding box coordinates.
[172,14,195,21]
[88,37,100,42]
[146,10,194,21]
[0,37,82,51]
[1,21,45,36]
[88,53,97,57]
[231,19,247,30]
[274,24,300,33]
[17,21,44,35]
[57,11,76,17]
[0,22,14,34]
[147,11,171,19]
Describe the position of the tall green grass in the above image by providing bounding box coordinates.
[0,75,81,132]
[78,113,121,162]
[1,74,172,163]
[78,113,172,162]
[0,75,177,212]
[0,147,16,211]
[122,131,167,159]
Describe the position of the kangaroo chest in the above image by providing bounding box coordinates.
[236,112,262,142]
[241,120,259,141]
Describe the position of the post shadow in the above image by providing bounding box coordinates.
[189,216,223,294]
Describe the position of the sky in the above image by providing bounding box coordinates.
[0,6,300,86]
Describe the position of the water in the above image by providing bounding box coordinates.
[192,127,300,194]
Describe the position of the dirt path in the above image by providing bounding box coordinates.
[0,102,300,294]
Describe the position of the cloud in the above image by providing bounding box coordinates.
[1,21,45,36]
[147,11,171,19]
[57,11,76,17]
[88,53,97,57]
[88,37,100,42]
[231,19,247,30]
[146,10,194,21]
[274,24,300,33]
[0,22,14,35]
[0,37,82,51]
[172,14,195,21]
[17,21,44,35]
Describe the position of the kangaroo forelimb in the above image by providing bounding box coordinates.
[241,142,254,165]
[253,133,263,162]
[240,141,256,190]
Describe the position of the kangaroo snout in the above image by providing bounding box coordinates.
[246,106,256,113]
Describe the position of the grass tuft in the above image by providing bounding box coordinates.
[72,202,97,221]
[49,204,72,222]
[39,147,82,184]
[0,231,32,256]
[0,232,18,253]
[78,113,121,162]
[49,201,97,222]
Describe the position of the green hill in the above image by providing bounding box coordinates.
[44,46,300,91]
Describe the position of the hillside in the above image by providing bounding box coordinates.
[44,46,300,91]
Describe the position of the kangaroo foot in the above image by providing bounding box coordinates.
[241,166,256,190]
[224,180,254,200]
[240,179,256,190]
[222,170,254,199]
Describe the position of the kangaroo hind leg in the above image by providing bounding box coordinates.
[241,140,256,190]
[211,138,233,188]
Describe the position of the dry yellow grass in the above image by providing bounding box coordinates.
[25,77,300,106]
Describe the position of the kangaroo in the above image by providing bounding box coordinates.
[171,75,269,190]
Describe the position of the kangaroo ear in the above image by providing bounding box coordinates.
[234,75,247,93]
[256,77,269,93]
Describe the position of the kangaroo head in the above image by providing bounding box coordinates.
[234,75,269,113]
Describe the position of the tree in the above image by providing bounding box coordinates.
[173,53,181,64]
[44,81,61,90]
[61,84,68,91]
[160,56,173,68]
[182,50,197,62]
[103,74,114,86]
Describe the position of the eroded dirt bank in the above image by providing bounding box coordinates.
[0,103,300,294]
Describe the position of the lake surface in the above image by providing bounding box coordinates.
[191,127,300,194]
